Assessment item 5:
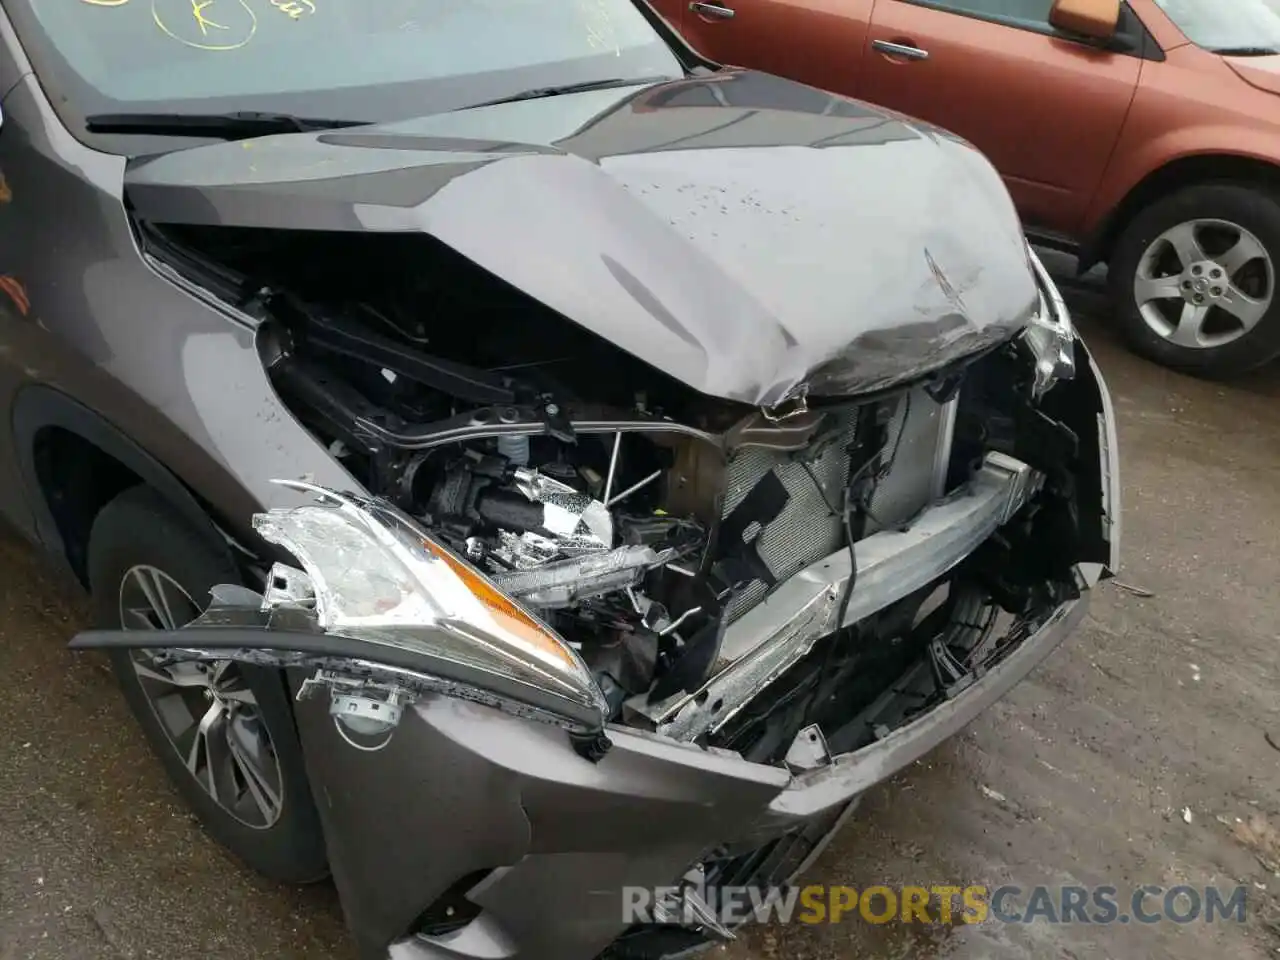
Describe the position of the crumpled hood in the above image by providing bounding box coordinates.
[123,69,1039,405]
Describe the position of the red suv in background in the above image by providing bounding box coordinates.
[652,0,1280,377]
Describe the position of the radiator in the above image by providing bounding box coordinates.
[718,387,955,623]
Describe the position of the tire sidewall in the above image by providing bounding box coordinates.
[88,487,328,883]
[1110,182,1280,377]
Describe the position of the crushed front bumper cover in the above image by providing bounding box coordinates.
[70,342,1118,960]
[370,590,1088,960]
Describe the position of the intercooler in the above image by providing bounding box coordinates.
[719,386,957,623]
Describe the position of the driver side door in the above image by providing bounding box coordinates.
[859,0,1147,234]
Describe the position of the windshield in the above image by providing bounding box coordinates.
[7,0,683,126]
[1155,0,1280,52]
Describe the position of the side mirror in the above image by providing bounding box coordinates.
[1049,0,1120,41]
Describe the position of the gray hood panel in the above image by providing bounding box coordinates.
[124,70,1038,404]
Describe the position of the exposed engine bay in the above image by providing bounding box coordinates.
[142,223,1104,756]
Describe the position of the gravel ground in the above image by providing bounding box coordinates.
[1,273,1278,960]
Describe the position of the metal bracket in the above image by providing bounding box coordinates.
[784,724,832,773]
[262,562,314,609]
[651,864,737,941]
[297,669,417,739]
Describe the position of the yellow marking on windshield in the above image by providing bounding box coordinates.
[269,0,315,18]
[191,0,227,33]
[152,0,256,50]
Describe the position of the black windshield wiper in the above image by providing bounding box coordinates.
[84,111,367,140]
[461,75,673,111]
[1213,46,1280,56]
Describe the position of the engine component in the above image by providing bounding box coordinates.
[412,435,710,629]
[424,455,614,558]
[511,468,613,552]
[482,467,615,572]
[497,433,531,466]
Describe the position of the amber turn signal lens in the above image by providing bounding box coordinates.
[421,539,577,670]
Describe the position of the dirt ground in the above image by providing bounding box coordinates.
[1,268,1278,960]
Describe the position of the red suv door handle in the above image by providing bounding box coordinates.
[873,39,930,61]
[690,2,736,20]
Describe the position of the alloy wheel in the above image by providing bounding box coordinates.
[1133,218,1274,349]
[118,564,285,829]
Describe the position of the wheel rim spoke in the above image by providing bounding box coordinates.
[216,686,259,706]
[1217,231,1267,278]
[1134,274,1182,305]
[186,701,226,803]
[1169,303,1210,347]
[212,666,260,706]
[227,721,283,824]
[1220,285,1269,331]
[133,660,209,689]
[131,567,180,630]
[1162,221,1206,269]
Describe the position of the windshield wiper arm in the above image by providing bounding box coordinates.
[461,75,673,110]
[84,111,368,140]
[1213,46,1280,56]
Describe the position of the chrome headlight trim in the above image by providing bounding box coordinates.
[1024,245,1076,398]
[253,481,610,726]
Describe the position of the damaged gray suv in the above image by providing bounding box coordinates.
[0,1,1119,958]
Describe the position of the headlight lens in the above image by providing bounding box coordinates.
[1024,246,1076,398]
[254,482,609,727]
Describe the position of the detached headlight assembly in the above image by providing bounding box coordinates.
[1023,245,1076,398]
[253,482,610,731]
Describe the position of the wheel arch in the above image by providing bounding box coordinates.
[1082,152,1280,272]
[11,384,237,588]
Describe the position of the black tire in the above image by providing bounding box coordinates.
[87,485,328,884]
[1109,182,1280,377]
